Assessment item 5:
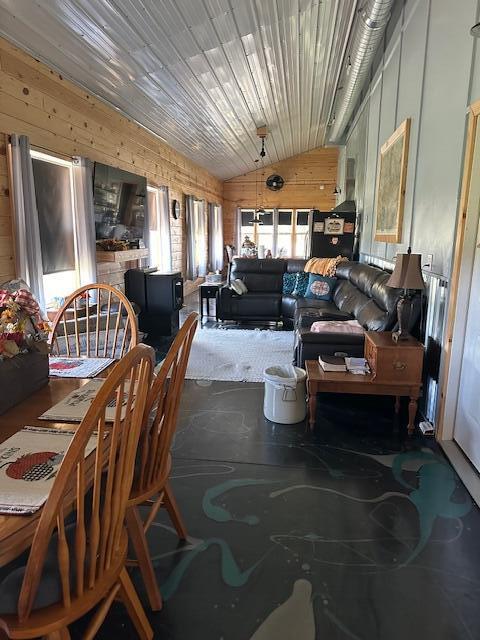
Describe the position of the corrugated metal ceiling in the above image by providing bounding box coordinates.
[0,0,356,179]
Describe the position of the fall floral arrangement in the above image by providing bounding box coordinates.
[0,281,50,360]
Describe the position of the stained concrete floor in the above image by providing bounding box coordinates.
[71,294,480,638]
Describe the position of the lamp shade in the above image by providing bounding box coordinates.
[386,252,425,290]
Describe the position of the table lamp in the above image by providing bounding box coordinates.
[386,248,425,342]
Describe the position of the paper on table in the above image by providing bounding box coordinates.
[39,378,130,423]
[0,426,97,515]
[49,357,114,378]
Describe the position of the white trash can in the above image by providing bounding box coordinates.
[263,365,307,424]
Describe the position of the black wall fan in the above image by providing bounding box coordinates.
[266,174,285,191]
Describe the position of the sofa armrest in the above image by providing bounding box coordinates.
[216,285,236,318]
[298,328,365,345]
[294,328,365,367]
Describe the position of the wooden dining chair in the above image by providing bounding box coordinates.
[0,344,155,640]
[126,312,198,611]
[49,283,139,359]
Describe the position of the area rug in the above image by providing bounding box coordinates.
[185,328,295,382]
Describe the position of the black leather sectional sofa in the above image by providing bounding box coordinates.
[217,258,406,366]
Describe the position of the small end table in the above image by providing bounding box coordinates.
[199,281,225,321]
[306,331,424,434]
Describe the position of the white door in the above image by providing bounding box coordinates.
[453,123,480,470]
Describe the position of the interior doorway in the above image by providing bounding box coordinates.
[439,99,480,495]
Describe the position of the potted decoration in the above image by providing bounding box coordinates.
[0,281,50,415]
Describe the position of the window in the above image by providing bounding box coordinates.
[238,208,312,258]
[240,209,255,246]
[256,210,274,256]
[31,151,79,307]
[208,203,224,271]
[185,196,207,279]
[295,210,310,258]
[277,210,293,258]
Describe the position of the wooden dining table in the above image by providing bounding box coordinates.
[0,365,114,568]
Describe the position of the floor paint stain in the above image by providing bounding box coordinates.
[161,538,264,600]
[203,478,275,524]
[392,451,472,564]
[249,579,315,640]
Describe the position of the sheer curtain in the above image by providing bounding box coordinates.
[158,186,172,272]
[7,134,45,308]
[72,156,97,285]
[185,196,207,279]
[208,203,224,271]
[148,186,172,272]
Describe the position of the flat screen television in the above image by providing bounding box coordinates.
[93,162,147,243]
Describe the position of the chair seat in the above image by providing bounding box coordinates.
[0,525,76,615]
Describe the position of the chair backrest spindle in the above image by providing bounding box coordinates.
[132,313,198,501]
[49,284,139,359]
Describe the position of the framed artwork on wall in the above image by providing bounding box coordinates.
[324,217,345,235]
[374,118,411,243]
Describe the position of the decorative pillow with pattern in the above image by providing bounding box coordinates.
[292,272,309,297]
[282,272,297,295]
[305,274,337,301]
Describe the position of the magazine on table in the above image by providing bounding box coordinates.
[49,356,115,378]
[345,357,370,375]
[38,378,130,423]
[0,426,97,515]
[318,355,347,372]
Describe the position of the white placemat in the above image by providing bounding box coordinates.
[0,426,97,514]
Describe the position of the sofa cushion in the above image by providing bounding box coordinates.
[286,259,307,273]
[333,279,370,316]
[295,305,353,330]
[348,263,385,296]
[228,292,281,318]
[230,258,285,293]
[297,325,365,346]
[305,274,337,301]
[356,299,391,331]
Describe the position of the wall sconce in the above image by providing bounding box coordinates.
[333,186,341,195]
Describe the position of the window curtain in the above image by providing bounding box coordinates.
[158,186,172,272]
[185,195,207,280]
[72,156,97,285]
[196,199,207,277]
[208,203,224,271]
[7,134,45,308]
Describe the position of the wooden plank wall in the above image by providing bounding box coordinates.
[223,147,339,246]
[0,37,223,284]
[0,133,14,281]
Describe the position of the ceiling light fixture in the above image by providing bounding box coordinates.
[254,126,268,217]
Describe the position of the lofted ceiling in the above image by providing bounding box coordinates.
[0,0,357,179]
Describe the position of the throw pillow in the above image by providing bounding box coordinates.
[305,274,337,301]
[292,272,309,297]
[282,272,297,295]
[230,279,248,295]
[237,279,248,294]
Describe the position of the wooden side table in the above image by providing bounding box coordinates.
[199,282,225,321]
[306,332,424,434]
